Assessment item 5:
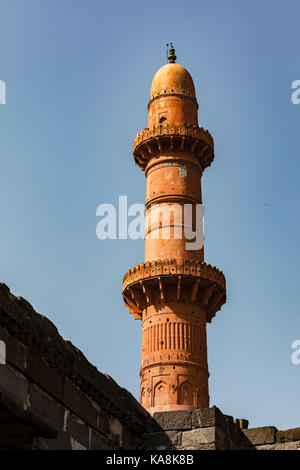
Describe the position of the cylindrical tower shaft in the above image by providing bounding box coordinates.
[123,47,226,414]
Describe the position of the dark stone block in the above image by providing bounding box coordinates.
[0,435,34,450]
[233,417,249,429]
[29,383,64,431]
[192,406,223,428]
[91,431,115,450]
[215,427,243,450]
[0,364,28,406]
[0,383,57,449]
[63,378,98,427]
[141,431,179,450]
[152,410,192,431]
[26,355,64,402]
[108,416,124,447]
[34,430,72,450]
[181,427,215,449]
[0,283,156,439]
[97,407,110,436]
[276,427,300,443]
[67,411,90,449]
[180,442,216,450]
[122,428,140,450]
[242,426,277,446]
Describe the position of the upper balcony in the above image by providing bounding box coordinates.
[133,123,214,171]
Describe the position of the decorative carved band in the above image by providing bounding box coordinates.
[142,322,205,362]
[123,259,225,291]
[134,123,213,149]
[148,90,198,108]
[140,360,208,374]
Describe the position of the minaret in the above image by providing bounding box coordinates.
[122,45,226,413]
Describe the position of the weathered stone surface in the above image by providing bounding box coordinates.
[281,440,300,450]
[0,435,33,450]
[91,431,115,450]
[216,427,246,450]
[108,416,123,447]
[152,410,192,430]
[97,407,110,436]
[180,443,216,450]
[0,364,28,406]
[29,383,65,431]
[255,442,300,450]
[141,431,179,450]
[26,355,64,403]
[277,427,300,443]
[192,406,223,428]
[0,387,56,450]
[146,408,250,450]
[0,283,155,437]
[254,435,300,451]
[233,418,249,429]
[63,378,98,428]
[67,411,90,449]
[242,426,277,446]
[122,428,141,450]
[34,430,72,450]
[2,283,300,451]
[70,437,87,450]
[181,427,215,448]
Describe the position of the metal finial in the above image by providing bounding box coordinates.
[168,43,176,63]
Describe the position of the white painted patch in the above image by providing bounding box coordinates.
[63,409,69,432]
[178,166,187,178]
[0,340,6,364]
[24,394,31,411]
[109,417,123,446]
[70,437,86,450]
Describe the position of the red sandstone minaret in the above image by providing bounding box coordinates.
[122,45,226,413]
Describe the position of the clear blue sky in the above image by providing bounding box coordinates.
[0,0,299,430]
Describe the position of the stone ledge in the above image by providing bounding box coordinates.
[152,410,192,431]
[192,406,230,428]
[242,426,277,446]
[255,440,300,451]
[276,427,300,443]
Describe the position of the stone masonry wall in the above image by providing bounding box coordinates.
[0,282,300,451]
[242,426,300,450]
[142,409,300,451]
[0,283,157,450]
[142,407,250,450]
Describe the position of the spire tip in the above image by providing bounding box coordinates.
[167,42,176,64]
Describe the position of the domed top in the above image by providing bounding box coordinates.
[150,63,196,99]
